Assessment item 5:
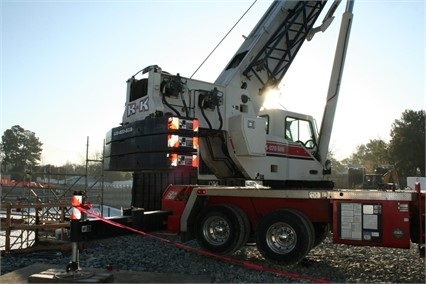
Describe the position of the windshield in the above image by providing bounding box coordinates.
[285,117,316,149]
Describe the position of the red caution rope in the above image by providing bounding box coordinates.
[78,206,330,283]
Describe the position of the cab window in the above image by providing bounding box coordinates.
[285,117,316,148]
[259,115,269,134]
[129,78,148,102]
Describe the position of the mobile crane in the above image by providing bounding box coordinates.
[104,0,425,264]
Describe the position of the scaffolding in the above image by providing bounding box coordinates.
[0,137,107,253]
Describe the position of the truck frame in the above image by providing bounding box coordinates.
[161,182,424,264]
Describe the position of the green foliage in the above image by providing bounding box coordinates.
[1,125,43,180]
[388,109,425,176]
[327,151,345,174]
[332,109,425,188]
[344,139,391,173]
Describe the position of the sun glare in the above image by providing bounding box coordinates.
[260,87,286,110]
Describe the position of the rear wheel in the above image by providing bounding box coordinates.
[195,204,249,255]
[256,209,314,264]
[313,223,330,247]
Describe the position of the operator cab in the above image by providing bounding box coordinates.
[259,108,319,154]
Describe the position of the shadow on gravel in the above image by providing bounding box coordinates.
[231,245,347,283]
[231,240,425,283]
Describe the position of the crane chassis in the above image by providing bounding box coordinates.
[104,0,425,264]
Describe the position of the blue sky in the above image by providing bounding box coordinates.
[1,0,425,166]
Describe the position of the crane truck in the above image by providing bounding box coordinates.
[104,0,425,264]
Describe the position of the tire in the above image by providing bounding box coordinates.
[292,210,315,251]
[256,209,314,264]
[313,223,330,247]
[410,213,424,244]
[233,205,251,248]
[195,204,249,255]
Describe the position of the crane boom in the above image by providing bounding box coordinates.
[215,1,327,115]
[317,0,354,163]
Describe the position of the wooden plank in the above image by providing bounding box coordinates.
[0,203,69,209]
[5,206,11,253]
[10,223,70,230]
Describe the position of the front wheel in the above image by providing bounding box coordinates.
[256,209,314,264]
[195,204,249,255]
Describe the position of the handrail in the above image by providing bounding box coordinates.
[1,202,69,253]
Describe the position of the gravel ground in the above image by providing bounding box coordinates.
[1,233,425,283]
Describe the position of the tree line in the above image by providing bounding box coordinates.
[1,109,424,183]
[0,125,131,182]
[329,109,425,179]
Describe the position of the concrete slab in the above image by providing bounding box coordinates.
[0,264,212,283]
[28,268,114,283]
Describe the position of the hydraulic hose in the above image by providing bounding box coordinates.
[200,98,213,129]
[217,105,223,130]
[180,92,189,117]
[160,80,181,117]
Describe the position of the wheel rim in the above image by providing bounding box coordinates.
[266,222,297,254]
[202,216,230,246]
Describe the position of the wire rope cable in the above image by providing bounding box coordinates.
[190,0,257,79]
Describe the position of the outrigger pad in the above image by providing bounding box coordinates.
[28,268,113,283]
